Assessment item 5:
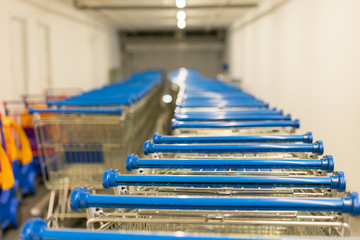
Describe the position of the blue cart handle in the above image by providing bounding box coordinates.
[125,154,334,173]
[177,102,269,108]
[102,169,345,191]
[173,114,292,122]
[175,108,284,116]
[28,107,123,115]
[143,140,324,155]
[153,132,313,144]
[22,218,347,240]
[70,187,360,216]
[171,120,300,130]
[174,108,283,116]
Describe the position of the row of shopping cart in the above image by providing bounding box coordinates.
[20,68,359,239]
[1,70,165,236]
[24,69,165,228]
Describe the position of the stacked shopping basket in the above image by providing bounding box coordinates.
[20,68,359,239]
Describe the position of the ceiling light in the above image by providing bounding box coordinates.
[176,0,186,8]
[176,10,186,20]
[177,19,186,29]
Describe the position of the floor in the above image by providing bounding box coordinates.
[351,217,360,236]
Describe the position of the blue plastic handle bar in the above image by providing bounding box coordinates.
[171,120,300,129]
[125,154,334,172]
[181,91,250,94]
[177,102,269,108]
[70,187,360,216]
[23,218,353,240]
[143,140,324,155]
[173,114,292,121]
[178,95,260,100]
[174,108,283,115]
[181,96,256,101]
[48,100,132,106]
[153,132,313,144]
[102,169,345,191]
[178,99,263,105]
[28,107,123,115]
[182,89,246,93]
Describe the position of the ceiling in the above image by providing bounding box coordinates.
[73,0,263,31]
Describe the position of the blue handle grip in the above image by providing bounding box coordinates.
[103,169,345,191]
[171,120,300,129]
[143,140,324,155]
[70,187,360,216]
[125,154,334,172]
[173,114,292,121]
[22,218,346,240]
[153,132,313,144]
[28,107,123,114]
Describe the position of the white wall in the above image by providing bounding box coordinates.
[0,0,120,105]
[228,0,360,193]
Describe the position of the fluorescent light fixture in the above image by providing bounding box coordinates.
[177,19,186,29]
[177,10,186,20]
[176,0,186,8]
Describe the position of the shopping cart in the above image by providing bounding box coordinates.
[172,106,292,122]
[176,99,269,108]
[20,218,358,240]
[174,113,292,122]
[152,132,313,144]
[143,140,324,160]
[171,69,267,106]
[171,119,300,135]
[70,187,359,236]
[125,154,334,176]
[102,168,345,197]
[0,144,20,230]
[169,69,301,135]
[0,115,37,195]
[30,107,125,223]
[174,107,283,115]
[31,108,126,189]
[30,70,166,225]
[45,70,165,151]
[3,100,49,175]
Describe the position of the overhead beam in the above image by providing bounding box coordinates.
[74,0,258,10]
